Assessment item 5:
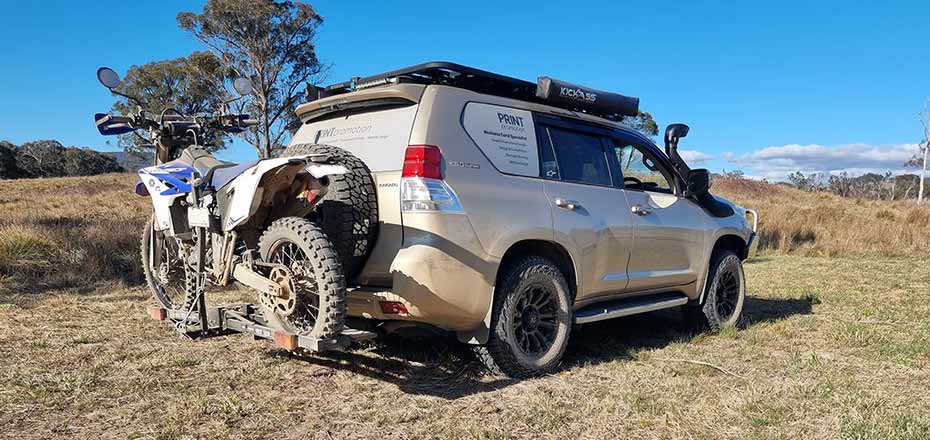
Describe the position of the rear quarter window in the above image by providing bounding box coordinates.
[461,102,539,177]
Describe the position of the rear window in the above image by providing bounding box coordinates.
[291,102,418,172]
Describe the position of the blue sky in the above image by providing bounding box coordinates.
[1,0,928,179]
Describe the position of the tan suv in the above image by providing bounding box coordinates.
[284,62,757,378]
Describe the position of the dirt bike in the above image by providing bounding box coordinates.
[94,67,348,341]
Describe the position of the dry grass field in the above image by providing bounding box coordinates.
[714,176,930,257]
[1,174,929,439]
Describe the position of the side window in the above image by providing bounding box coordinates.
[548,127,612,186]
[612,141,674,193]
[537,129,560,179]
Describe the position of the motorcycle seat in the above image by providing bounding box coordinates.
[210,160,258,189]
[178,147,254,189]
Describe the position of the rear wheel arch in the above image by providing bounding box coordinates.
[476,252,574,377]
[497,240,577,300]
[460,240,576,346]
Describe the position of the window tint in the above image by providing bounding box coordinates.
[548,127,611,186]
[613,141,673,193]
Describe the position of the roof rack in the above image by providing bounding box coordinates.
[307,61,640,120]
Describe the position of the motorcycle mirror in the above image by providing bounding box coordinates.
[97,67,122,89]
[233,77,252,96]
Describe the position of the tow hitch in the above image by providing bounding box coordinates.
[149,303,376,352]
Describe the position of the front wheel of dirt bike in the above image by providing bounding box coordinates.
[258,217,346,340]
[140,217,194,311]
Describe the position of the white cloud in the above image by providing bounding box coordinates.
[679,149,713,165]
[730,143,920,180]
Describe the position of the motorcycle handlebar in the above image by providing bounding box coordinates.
[95,111,257,136]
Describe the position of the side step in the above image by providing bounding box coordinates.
[574,292,689,324]
[152,303,377,352]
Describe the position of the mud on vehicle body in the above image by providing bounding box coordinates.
[286,62,758,378]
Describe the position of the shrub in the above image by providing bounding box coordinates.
[0,225,56,273]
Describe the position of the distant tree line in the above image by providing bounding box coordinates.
[0,140,123,179]
[786,170,923,201]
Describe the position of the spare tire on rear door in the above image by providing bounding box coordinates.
[282,143,378,278]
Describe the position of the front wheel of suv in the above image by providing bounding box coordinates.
[686,250,746,332]
[475,256,572,378]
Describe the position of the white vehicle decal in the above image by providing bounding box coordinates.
[462,102,539,177]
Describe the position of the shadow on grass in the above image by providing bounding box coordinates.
[564,296,812,365]
[269,333,519,400]
[271,296,812,400]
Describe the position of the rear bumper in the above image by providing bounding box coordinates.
[347,242,496,334]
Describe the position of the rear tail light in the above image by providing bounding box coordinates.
[402,145,443,179]
[400,145,463,213]
[379,301,409,315]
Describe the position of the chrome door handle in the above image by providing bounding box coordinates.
[631,205,651,216]
[554,198,581,210]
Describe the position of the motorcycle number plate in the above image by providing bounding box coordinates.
[188,207,211,228]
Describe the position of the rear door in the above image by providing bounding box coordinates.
[536,115,634,301]
[608,136,706,291]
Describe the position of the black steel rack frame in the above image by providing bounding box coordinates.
[149,303,377,352]
[307,61,640,120]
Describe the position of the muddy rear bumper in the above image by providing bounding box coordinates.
[346,243,496,337]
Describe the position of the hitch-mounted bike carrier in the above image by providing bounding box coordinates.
[148,303,377,352]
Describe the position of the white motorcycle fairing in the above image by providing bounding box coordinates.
[221,156,347,231]
[137,155,346,234]
[137,163,195,233]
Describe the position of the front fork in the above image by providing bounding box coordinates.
[187,179,211,332]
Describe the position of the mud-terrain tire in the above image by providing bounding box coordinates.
[258,217,346,339]
[474,256,573,378]
[282,143,378,278]
[141,218,195,311]
[685,250,746,332]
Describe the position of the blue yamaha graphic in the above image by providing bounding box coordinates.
[138,163,195,196]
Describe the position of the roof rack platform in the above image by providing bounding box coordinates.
[308,61,640,120]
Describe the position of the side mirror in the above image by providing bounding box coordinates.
[96,67,122,89]
[233,77,252,96]
[686,168,711,196]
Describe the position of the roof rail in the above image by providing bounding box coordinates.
[306,61,640,120]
